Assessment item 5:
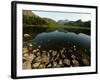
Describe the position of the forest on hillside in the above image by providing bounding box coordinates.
[23,10,91,28]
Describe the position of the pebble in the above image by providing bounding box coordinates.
[61,53,66,58]
[35,56,42,62]
[73,45,76,51]
[22,61,31,69]
[71,55,76,59]
[22,41,90,69]
[32,49,37,53]
[32,62,40,68]
[42,54,49,64]
[39,64,45,68]
[36,52,41,56]
[59,59,63,65]
[63,59,70,66]
[82,58,89,66]
[47,63,52,68]
[24,34,31,37]
[38,45,41,48]
[55,53,60,60]
[23,53,29,57]
[72,59,79,67]
[28,54,35,62]
[52,51,57,57]
[49,50,52,53]
[53,62,57,67]
[23,48,29,54]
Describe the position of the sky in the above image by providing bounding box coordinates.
[32,10,91,22]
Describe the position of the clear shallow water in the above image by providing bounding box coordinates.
[22,30,91,68]
[32,30,90,50]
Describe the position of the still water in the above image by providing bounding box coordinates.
[32,30,90,50]
[23,29,91,68]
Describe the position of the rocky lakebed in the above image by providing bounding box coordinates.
[22,32,91,69]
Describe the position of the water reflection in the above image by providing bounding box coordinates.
[23,30,91,69]
[32,30,90,50]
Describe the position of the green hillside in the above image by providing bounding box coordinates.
[23,10,90,32]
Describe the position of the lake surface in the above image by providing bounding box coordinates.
[32,30,90,51]
[23,29,91,68]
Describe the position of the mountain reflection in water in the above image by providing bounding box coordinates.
[32,30,90,50]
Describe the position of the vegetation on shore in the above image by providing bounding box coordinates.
[23,10,91,30]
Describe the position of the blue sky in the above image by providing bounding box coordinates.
[32,11,91,22]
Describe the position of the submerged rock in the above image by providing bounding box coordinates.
[52,51,57,57]
[23,36,90,69]
[63,59,70,66]
[23,48,29,54]
[72,59,79,67]
[53,61,57,67]
[71,55,76,59]
[32,62,40,69]
[22,61,31,69]
[59,59,63,65]
[35,56,42,63]
[47,63,52,68]
[24,34,31,37]
[73,45,76,51]
[82,58,90,66]
[23,53,29,57]
[36,52,41,56]
[41,54,49,64]
[39,64,45,68]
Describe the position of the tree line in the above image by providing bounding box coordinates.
[23,12,91,28]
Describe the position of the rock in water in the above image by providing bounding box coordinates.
[39,64,45,68]
[52,51,57,57]
[47,63,52,68]
[22,61,31,69]
[32,62,40,69]
[36,52,41,56]
[63,59,70,66]
[28,54,35,62]
[82,58,90,66]
[35,56,42,63]
[53,62,57,67]
[24,34,31,37]
[23,48,29,54]
[72,59,79,67]
[71,55,76,59]
[23,53,29,57]
[59,59,63,65]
